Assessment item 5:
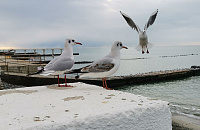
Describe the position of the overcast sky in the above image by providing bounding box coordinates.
[1,0,200,49]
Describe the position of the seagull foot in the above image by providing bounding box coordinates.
[104,87,113,90]
[58,84,73,87]
[142,51,145,54]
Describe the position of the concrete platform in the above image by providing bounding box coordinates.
[1,66,200,89]
[0,82,171,130]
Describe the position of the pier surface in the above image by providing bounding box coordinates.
[1,66,200,89]
[0,82,171,130]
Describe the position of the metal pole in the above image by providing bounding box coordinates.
[43,49,45,61]
[52,49,54,59]
[27,65,29,74]
[6,62,8,72]
[4,56,6,66]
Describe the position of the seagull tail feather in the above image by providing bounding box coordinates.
[26,68,44,76]
[64,68,82,74]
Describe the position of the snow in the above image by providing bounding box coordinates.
[0,82,172,130]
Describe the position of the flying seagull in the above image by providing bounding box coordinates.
[27,38,82,87]
[120,9,158,54]
[65,41,128,90]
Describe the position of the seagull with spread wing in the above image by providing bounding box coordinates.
[65,41,128,90]
[120,9,158,54]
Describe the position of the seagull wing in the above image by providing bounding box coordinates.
[144,9,158,31]
[44,56,60,70]
[45,56,74,71]
[65,57,115,74]
[120,11,141,33]
[81,57,114,73]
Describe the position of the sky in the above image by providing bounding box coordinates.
[0,0,200,49]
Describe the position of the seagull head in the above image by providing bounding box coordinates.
[140,31,147,39]
[65,38,82,48]
[141,30,146,35]
[112,41,128,51]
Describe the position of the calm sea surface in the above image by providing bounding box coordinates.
[2,45,200,119]
[75,45,200,119]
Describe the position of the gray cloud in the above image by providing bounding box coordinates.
[0,0,200,49]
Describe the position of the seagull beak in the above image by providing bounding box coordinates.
[75,42,82,45]
[122,46,128,49]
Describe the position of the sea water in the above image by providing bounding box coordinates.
[73,45,200,119]
[2,45,200,119]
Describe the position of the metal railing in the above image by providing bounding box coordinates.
[0,54,46,74]
[0,48,80,74]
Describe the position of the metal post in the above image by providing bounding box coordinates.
[6,62,8,72]
[60,49,63,54]
[27,65,29,74]
[29,55,30,63]
[4,56,6,66]
[52,49,54,59]
[43,49,45,61]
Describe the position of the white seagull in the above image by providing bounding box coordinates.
[27,38,82,87]
[120,9,158,54]
[65,41,128,90]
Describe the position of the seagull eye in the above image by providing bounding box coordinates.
[117,43,119,46]
[120,43,122,46]
[72,40,75,42]
[68,40,71,43]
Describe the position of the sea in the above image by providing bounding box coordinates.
[1,45,200,120]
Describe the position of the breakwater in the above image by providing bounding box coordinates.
[1,66,200,89]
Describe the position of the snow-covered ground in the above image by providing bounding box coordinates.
[0,82,172,130]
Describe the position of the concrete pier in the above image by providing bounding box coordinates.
[0,67,200,89]
[0,82,172,130]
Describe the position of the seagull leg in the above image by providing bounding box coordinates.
[58,75,61,87]
[103,77,113,90]
[146,45,149,53]
[102,78,105,88]
[64,75,72,87]
[142,46,145,54]
[64,75,67,86]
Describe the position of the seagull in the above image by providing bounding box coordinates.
[65,41,128,90]
[120,9,158,54]
[27,38,82,87]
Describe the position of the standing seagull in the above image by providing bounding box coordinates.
[120,9,158,54]
[65,41,128,90]
[27,38,82,87]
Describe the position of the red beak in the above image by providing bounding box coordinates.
[75,42,82,45]
[122,46,128,49]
